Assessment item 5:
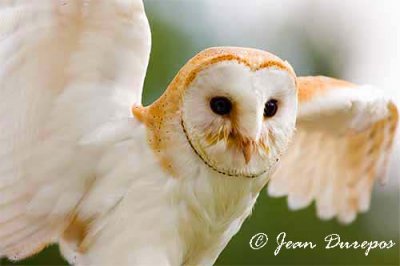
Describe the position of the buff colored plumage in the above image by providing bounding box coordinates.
[269,77,398,223]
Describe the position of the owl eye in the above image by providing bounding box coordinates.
[264,99,278,118]
[210,97,232,115]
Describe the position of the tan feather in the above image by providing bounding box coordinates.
[269,76,398,224]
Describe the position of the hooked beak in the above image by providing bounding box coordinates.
[236,112,263,165]
[242,144,253,164]
[237,135,259,165]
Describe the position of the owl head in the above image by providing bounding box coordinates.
[134,47,298,179]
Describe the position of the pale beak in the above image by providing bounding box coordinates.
[237,110,263,164]
[242,144,253,164]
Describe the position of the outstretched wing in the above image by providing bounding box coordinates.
[268,76,398,224]
[0,0,150,260]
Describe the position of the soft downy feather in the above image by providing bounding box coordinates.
[0,0,150,260]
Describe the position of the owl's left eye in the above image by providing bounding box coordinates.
[264,99,279,118]
[210,97,232,115]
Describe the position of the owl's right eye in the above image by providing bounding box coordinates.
[210,97,232,115]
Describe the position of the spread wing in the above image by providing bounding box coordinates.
[0,0,150,260]
[268,76,398,224]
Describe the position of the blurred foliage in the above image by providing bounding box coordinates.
[270,27,346,78]
[142,2,195,105]
[1,1,398,266]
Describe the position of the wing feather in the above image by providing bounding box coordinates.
[268,76,398,224]
[0,0,150,260]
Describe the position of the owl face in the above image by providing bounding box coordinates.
[181,61,297,178]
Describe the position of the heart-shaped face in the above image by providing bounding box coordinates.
[137,47,298,179]
[181,60,297,178]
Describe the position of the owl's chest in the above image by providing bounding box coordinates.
[180,207,253,266]
[176,174,261,265]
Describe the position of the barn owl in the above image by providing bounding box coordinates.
[0,0,398,265]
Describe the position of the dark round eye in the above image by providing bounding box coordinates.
[210,97,232,115]
[264,99,279,118]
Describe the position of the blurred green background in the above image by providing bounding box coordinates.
[1,0,399,265]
